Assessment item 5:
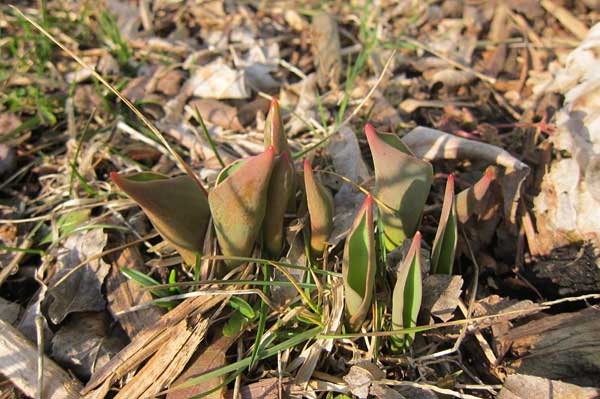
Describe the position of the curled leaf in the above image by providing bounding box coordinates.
[264,98,288,155]
[304,159,334,255]
[365,124,433,251]
[431,175,458,275]
[209,147,275,269]
[391,232,423,350]
[342,194,375,331]
[111,172,210,264]
[263,151,295,257]
[456,167,496,224]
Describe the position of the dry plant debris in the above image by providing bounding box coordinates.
[0,1,599,399]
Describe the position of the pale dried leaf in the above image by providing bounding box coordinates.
[46,229,110,324]
[343,362,385,399]
[328,127,369,247]
[190,60,250,99]
[403,126,529,223]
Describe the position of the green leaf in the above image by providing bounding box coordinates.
[223,310,249,337]
[263,151,295,257]
[365,123,433,251]
[391,232,423,350]
[120,267,170,298]
[111,172,210,265]
[342,194,376,331]
[431,175,458,275]
[228,296,256,320]
[304,159,334,256]
[173,327,321,391]
[455,167,496,224]
[209,147,275,270]
[40,209,91,244]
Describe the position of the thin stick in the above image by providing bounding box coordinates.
[10,6,207,194]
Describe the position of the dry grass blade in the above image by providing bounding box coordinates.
[9,6,207,193]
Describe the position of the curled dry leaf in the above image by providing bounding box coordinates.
[111,172,210,265]
[403,126,529,224]
[209,147,275,269]
[304,159,334,256]
[46,228,111,324]
[343,194,375,331]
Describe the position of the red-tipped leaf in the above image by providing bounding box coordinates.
[304,159,334,256]
[342,194,376,331]
[111,172,210,264]
[365,124,433,251]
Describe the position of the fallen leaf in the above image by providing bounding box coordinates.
[46,228,111,324]
[421,274,463,323]
[311,12,341,89]
[328,126,369,247]
[0,297,22,325]
[343,362,385,399]
[190,60,251,99]
[188,98,243,130]
[51,312,126,380]
[224,377,290,399]
[498,374,600,399]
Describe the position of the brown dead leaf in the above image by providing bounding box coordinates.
[188,98,244,130]
[157,69,185,97]
[50,312,126,380]
[311,12,341,90]
[498,374,600,399]
[343,362,385,399]
[167,333,238,399]
[225,377,291,399]
[421,275,463,323]
[46,228,111,324]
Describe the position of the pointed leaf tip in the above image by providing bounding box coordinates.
[304,159,334,256]
[111,172,210,265]
[210,149,275,270]
[343,193,376,331]
[365,124,433,250]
